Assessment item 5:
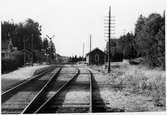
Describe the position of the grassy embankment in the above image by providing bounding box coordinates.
[90,60,165,111]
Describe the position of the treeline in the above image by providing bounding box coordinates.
[2,18,56,60]
[69,55,85,63]
[2,19,42,51]
[107,12,165,69]
[1,18,56,73]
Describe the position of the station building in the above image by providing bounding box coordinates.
[86,48,106,65]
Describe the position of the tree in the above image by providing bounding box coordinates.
[119,32,137,59]
[134,13,165,68]
[43,38,49,49]
[2,19,43,51]
[1,21,17,41]
[22,18,42,51]
[2,19,45,64]
[106,39,122,61]
[134,14,146,56]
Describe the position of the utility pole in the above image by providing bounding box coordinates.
[83,42,85,60]
[24,37,26,66]
[88,34,92,65]
[108,6,111,73]
[90,34,92,53]
[31,34,33,66]
[104,6,115,73]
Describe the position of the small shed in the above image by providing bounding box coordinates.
[21,49,33,63]
[86,48,106,65]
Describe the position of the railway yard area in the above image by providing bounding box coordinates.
[1,0,165,114]
[1,62,166,114]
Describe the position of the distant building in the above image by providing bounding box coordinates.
[2,39,9,58]
[86,48,107,65]
[21,49,33,64]
[1,38,33,65]
[1,39,16,59]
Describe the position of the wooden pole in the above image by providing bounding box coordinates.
[90,34,92,53]
[83,42,85,59]
[24,38,26,66]
[31,34,33,66]
[108,6,111,73]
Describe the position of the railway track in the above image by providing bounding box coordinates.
[1,65,62,114]
[22,67,93,113]
[2,65,57,99]
[2,65,110,113]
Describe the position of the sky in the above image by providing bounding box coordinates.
[0,0,165,56]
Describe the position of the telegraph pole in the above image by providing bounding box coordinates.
[90,34,92,53]
[108,6,111,73]
[88,34,92,65]
[31,34,33,66]
[104,6,115,73]
[24,36,26,66]
[82,42,85,60]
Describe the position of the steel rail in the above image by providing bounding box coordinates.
[34,68,80,113]
[1,66,55,103]
[88,70,93,113]
[21,66,63,114]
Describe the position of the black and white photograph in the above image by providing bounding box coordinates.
[0,0,166,114]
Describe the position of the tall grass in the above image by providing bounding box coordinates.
[89,61,165,111]
[115,66,166,107]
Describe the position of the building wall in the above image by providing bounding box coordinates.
[87,49,106,65]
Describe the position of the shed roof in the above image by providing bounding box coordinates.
[86,48,106,56]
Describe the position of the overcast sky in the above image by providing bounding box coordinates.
[0,0,165,56]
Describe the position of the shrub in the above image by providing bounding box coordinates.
[12,51,24,67]
[2,51,24,73]
[2,58,18,73]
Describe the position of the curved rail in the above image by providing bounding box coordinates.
[34,68,80,113]
[4,66,93,114]
[88,70,93,112]
[2,66,55,103]
[21,67,63,113]
[35,68,92,113]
